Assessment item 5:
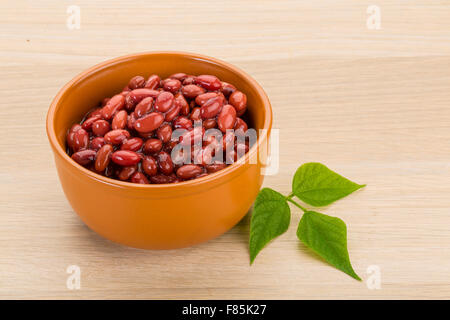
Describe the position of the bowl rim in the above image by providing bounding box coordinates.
[46,51,272,189]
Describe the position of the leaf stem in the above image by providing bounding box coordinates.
[286,193,308,213]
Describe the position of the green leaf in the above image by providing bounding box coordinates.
[249,188,290,264]
[292,162,365,207]
[297,211,360,280]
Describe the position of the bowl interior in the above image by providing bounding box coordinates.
[52,52,269,153]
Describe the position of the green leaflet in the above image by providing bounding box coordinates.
[297,211,360,280]
[292,163,365,207]
[249,188,290,264]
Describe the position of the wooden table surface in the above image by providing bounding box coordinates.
[1,0,449,299]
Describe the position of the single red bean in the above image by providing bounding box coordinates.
[150,174,175,184]
[174,93,189,114]
[111,110,127,130]
[128,76,146,90]
[111,150,141,166]
[92,120,111,136]
[169,73,187,81]
[138,131,154,139]
[101,94,125,120]
[203,119,217,130]
[176,164,203,179]
[104,129,130,145]
[81,115,102,131]
[229,91,247,116]
[89,108,103,118]
[189,107,201,121]
[164,104,181,122]
[234,117,248,133]
[144,74,161,90]
[156,123,172,143]
[143,138,163,154]
[142,156,158,176]
[67,124,82,150]
[127,112,137,131]
[134,97,153,118]
[194,75,221,91]
[131,172,149,184]
[121,137,143,152]
[181,84,205,99]
[163,79,181,93]
[200,96,224,119]
[72,128,89,151]
[134,112,164,133]
[90,137,105,151]
[221,81,236,97]
[217,104,237,133]
[126,88,160,110]
[182,76,196,85]
[195,92,218,106]
[155,91,174,113]
[95,144,113,172]
[72,149,96,166]
[206,162,227,173]
[173,116,193,130]
[118,165,137,181]
[157,151,174,175]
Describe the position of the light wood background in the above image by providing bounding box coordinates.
[1,0,449,299]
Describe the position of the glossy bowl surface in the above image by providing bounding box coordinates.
[46,52,272,249]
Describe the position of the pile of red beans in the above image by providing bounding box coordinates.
[66,73,251,184]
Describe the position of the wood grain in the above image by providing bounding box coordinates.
[0,0,449,299]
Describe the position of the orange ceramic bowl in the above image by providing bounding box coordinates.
[46,52,272,249]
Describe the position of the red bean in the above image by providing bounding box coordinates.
[126,88,160,110]
[234,117,248,133]
[182,84,206,99]
[163,79,181,93]
[142,156,158,176]
[143,138,163,155]
[200,96,223,119]
[72,128,89,151]
[131,172,149,184]
[121,137,143,152]
[206,162,227,173]
[164,104,181,121]
[92,120,111,136]
[110,110,127,130]
[189,107,201,121]
[134,97,153,118]
[72,149,96,166]
[217,104,237,133]
[157,123,172,143]
[144,74,161,90]
[195,92,218,106]
[173,116,193,130]
[221,82,236,97]
[104,129,130,145]
[174,93,189,116]
[95,144,113,172]
[169,73,187,81]
[81,115,102,131]
[101,94,125,120]
[90,137,105,151]
[111,150,141,166]
[157,151,174,175]
[203,119,217,130]
[229,91,247,116]
[150,174,175,184]
[128,76,146,90]
[118,165,137,181]
[155,91,174,113]
[176,164,203,179]
[183,76,196,85]
[134,112,164,133]
[194,75,221,91]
